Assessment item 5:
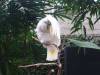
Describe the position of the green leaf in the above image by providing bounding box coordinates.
[87,17,94,30]
[59,14,72,20]
[68,39,100,50]
[94,17,100,24]
[71,27,81,34]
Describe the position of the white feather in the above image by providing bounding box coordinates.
[46,15,61,46]
[35,15,61,46]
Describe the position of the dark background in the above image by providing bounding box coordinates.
[64,47,100,75]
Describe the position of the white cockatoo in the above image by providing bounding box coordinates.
[35,15,61,61]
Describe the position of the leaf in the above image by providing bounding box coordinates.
[60,14,72,20]
[71,27,81,34]
[68,39,100,50]
[94,17,100,24]
[87,17,94,30]
[71,19,82,33]
[72,12,82,23]
[71,10,88,33]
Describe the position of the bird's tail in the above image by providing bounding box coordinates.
[46,45,59,61]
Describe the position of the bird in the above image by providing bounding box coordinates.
[35,15,61,61]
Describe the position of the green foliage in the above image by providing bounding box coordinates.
[0,0,47,75]
[68,39,100,49]
[61,0,100,33]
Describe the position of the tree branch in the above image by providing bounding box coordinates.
[18,63,57,68]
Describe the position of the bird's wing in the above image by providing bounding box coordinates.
[46,15,61,46]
